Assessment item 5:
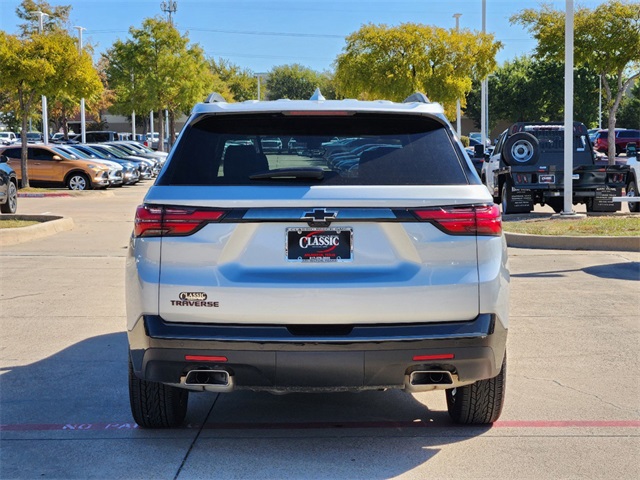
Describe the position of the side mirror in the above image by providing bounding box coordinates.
[473,144,485,158]
[53,155,62,160]
[0,155,8,164]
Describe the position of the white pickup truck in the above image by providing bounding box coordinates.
[624,143,639,212]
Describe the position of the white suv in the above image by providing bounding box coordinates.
[126,91,509,427]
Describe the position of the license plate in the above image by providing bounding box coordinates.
[286,228,353,262]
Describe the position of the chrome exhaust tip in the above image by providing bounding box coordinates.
[184,369,230,387]
[409,370,454,386]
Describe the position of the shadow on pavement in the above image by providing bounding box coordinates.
[1,332,490,479]
[511,261,640,280]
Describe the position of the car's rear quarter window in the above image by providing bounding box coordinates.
[158,113,473,186]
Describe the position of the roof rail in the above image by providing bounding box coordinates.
[204,92,227,103]
[403,92,430,104]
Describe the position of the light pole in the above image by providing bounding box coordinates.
[481,0,487,148]
[453,13,462,138]
[35,11,49,144]
[131,74,136,140]
[563,0,575,215]
[254,73,267,100]
[74,26,86,144]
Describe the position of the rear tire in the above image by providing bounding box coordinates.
[628,180,639,213]
[446,355,506,425]
[1,180,17,214]
[128,357,189,428]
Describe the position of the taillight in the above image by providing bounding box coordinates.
[412,205,501,236]
[134,205,226,237]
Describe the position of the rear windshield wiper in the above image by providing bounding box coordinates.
[249,167,324,180]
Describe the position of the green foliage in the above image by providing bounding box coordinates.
[0,27,102,186]
[617,79,640,129]
[265,64,336,100]
[460,136,470,147]
[209,58,256,102]
[512,0,640,163]
[334,22,502,116]
[465,56,599,128]
[104,18,217,148]
[15,0,71,37]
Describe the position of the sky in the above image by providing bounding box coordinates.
[0,0,610,73]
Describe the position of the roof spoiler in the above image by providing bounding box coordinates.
[403,92,430,104]
[204,93,227,103]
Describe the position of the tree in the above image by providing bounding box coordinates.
[334,23,502,117]
[465,56,599,130]
[616,79,640,129]
[265,64,337,100]
[209,58,256,102]
[15,0,71,37]
[104,19,216,151]
[0,29,102,187]
[512,1,640,164]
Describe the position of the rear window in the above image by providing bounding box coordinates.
[157,113,472,186]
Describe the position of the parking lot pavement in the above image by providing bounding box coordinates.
[1,186,639,479]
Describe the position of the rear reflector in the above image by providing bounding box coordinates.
[185,355,228,362]
[134,205,227,237]
[412,205,501,236]
[413,354,455,361]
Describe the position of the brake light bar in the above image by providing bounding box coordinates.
[412,205,502,236]
[284,111,354,116]
[134,205,227,237]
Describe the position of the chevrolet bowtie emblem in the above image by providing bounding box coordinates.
[301,208,338,223]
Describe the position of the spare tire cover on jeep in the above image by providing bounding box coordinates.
[502,132,539,166]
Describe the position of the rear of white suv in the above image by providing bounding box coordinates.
[126,93,509,428]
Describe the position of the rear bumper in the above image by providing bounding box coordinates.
[128,313,507,392]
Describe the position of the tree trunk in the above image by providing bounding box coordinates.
[607,111,616,165]
[169,110,176,149]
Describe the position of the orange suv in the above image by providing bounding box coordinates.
[0,145,110,190]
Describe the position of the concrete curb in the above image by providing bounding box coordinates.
[0,215,74,247]
[505,232,640,252]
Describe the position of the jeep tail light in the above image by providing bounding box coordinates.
[134,205,227,237]
[412,205,502,236]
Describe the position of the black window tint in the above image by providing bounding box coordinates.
[29,148,55,161]
[158,113,470,186]
[3,148,21,159]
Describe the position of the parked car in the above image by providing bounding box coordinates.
[106,142,166,174]
[625,143,639,213]
[26,132,43,143]
[79,131,121,143]
[260,137,283,153]
[482,122,630,213]
[593,129,640,155]
[84,144,154,180]
[126,90,509,428]
[0,154,18,213]
[0,132,18,146]
[71,144,140,185]
[54,145,124,188]
[0,145,110,190]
